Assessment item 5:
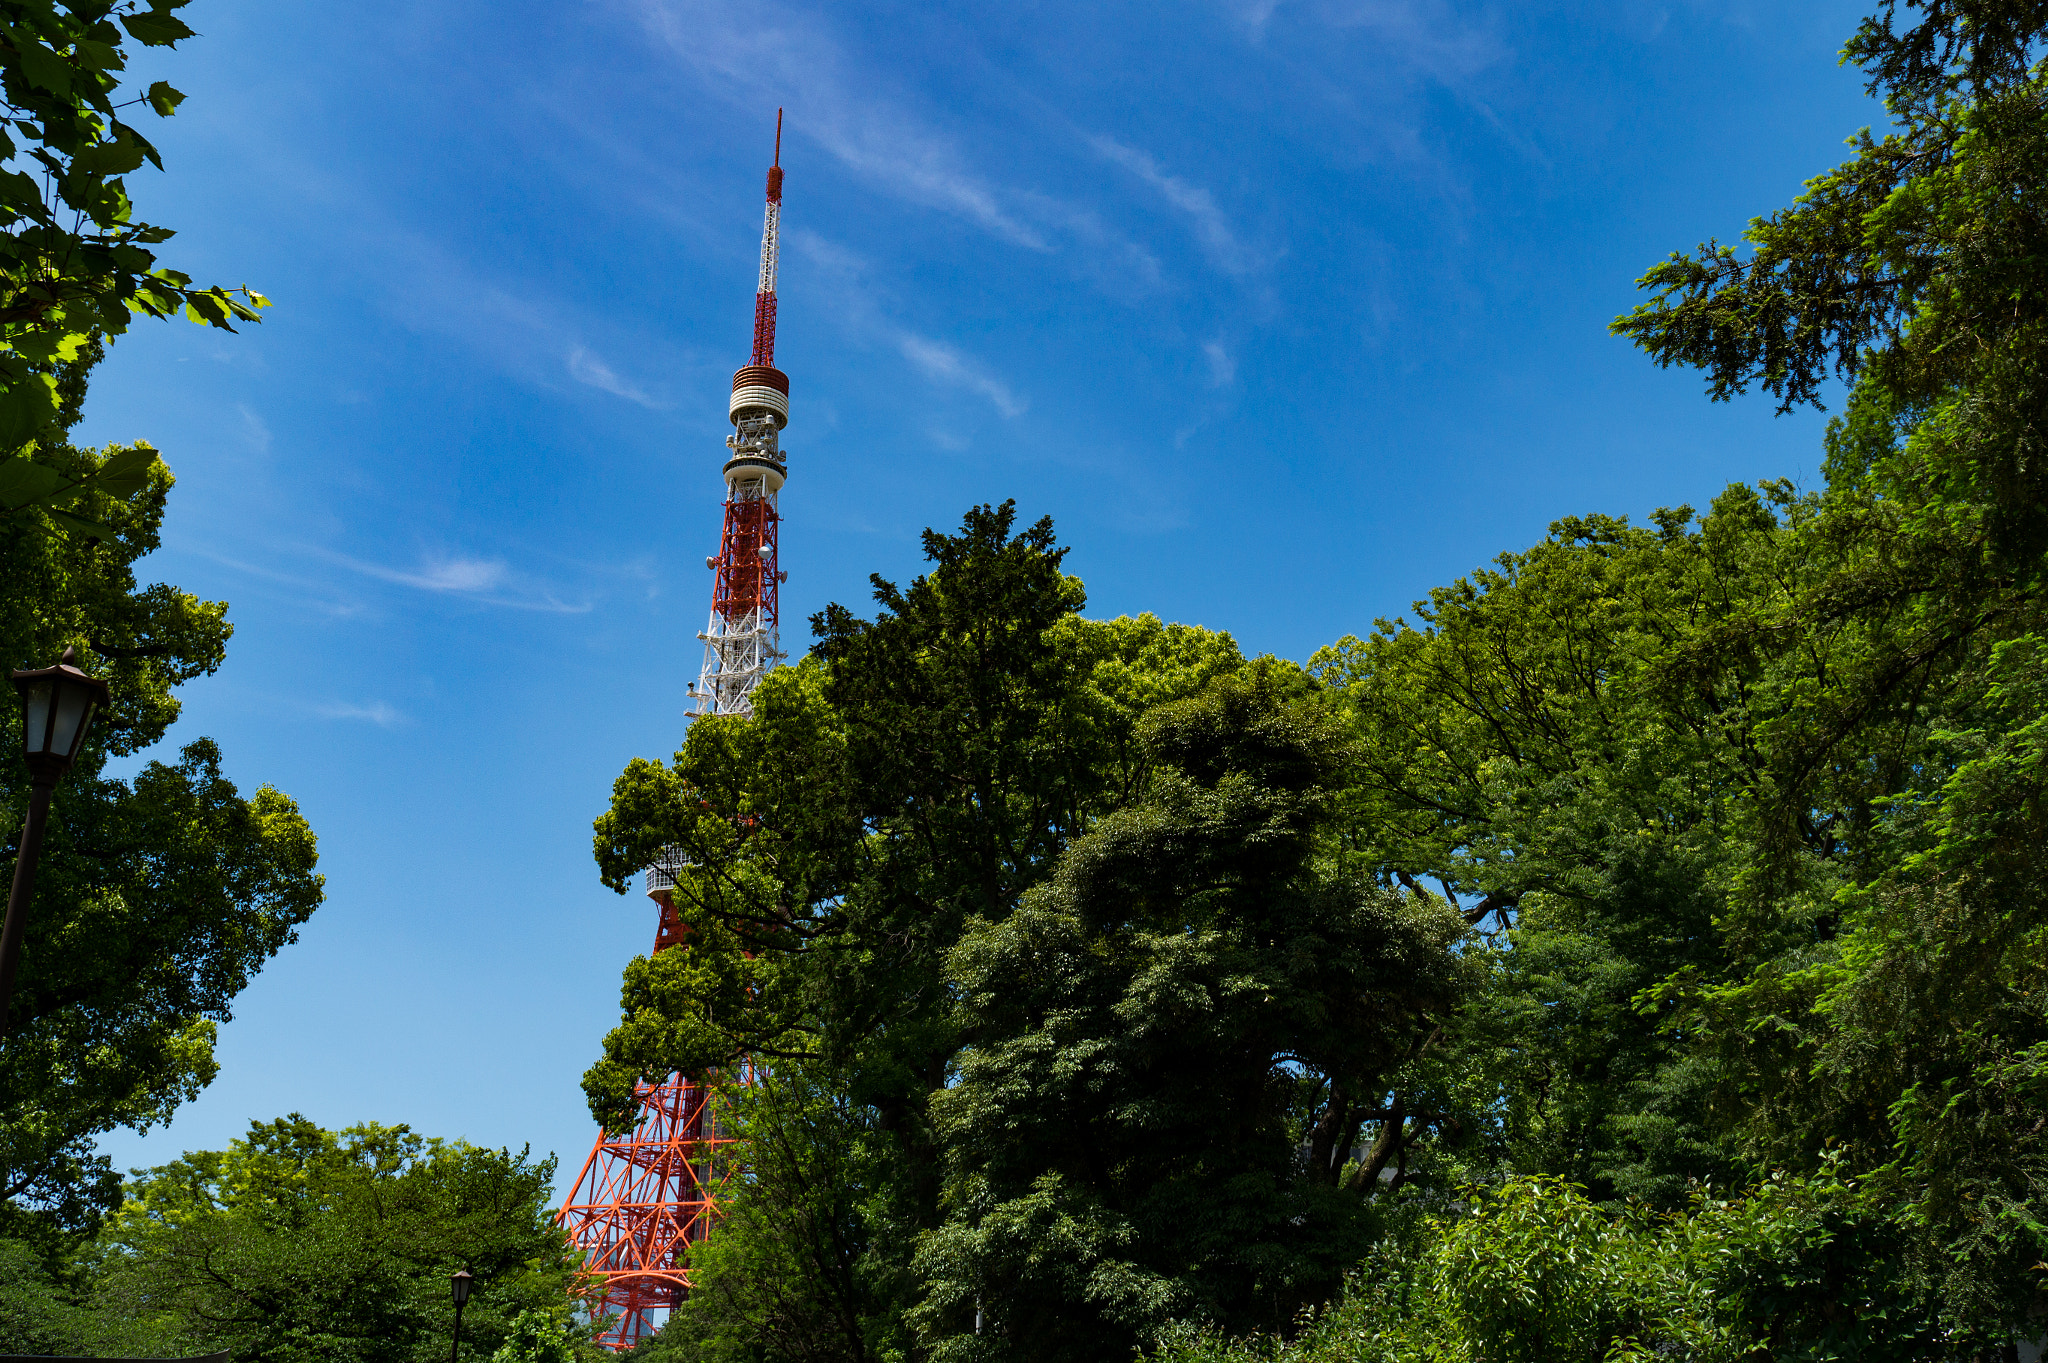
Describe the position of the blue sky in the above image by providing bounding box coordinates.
[86,0,1874,1183]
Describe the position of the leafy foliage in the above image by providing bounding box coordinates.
[586,506,1266,1357]
[638,1063,910,1363]
[1151,1171,1979,1363]
[491,1309,586,1363]
[1306,495,1789,1207]
[915,667,1473,1360]
[584,504,1243,1128]
[0,1234,86,1353]
[0,0,264,490]
[88,1117,584,1363]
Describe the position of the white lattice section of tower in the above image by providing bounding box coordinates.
[690,474,785,720]
[758,201,779,295]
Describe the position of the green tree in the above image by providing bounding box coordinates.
[0,1234,86,1353]
[914,666,1472,1361]
[1260,15,2048,1340]
[490,1308,586,1363]
[1306,494,1797,1206]
[1150,1170,1976,1363]
[1611,0,2048,560]
[1604,0,2048,1328]
[89,1116,582,1363]
[1307,475,2046,1321]
[641,1063,907,1363]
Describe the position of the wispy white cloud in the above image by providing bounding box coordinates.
[1312,0,1505,84]
[1220,0,1502,82]
[304,547,593,614]
[1089,136,1256,275]
[792,229,874,289]
[176,544,371,618]
[383,555,508,593]
[793,230,1028,419]
[1203,340,1236,387]
[899,334,1027,418]
[566,346,668,409]
[315,700,403,727]
[622,0,1051,249]
[184,541,625,618]
[1232,0,1288,39]
[1012,190,1169,298]
[323,212,688,412]
[238,404,272,454]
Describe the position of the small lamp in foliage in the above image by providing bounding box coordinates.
[2,646,108,1037]
[451,1269,475,1363]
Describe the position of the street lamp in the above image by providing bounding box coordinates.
[1,647,108,1038]
[450,1269,475,1363]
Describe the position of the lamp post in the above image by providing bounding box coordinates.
[449,1269,474,1363]
[2,647,108,1038]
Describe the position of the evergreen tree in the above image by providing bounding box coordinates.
[915,666,1471,1360]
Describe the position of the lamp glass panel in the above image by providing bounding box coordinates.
[50,682,93,759]
[19,678,51,756]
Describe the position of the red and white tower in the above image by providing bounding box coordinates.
[690,110,790,718]
[556,116,790,1350]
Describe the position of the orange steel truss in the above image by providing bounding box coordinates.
[557,896,751,1350]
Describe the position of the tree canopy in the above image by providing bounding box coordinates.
[83,1116,581,1363]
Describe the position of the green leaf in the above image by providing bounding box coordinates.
[0,455,64,509]
[96,445,159,480]
[113,119,164,171]
[11,326,90,365]
[92,444,161,500]
[72,38,121,73]
[41,504,118,540]
[145,80,184,116]
[7,31,74,96]
[118,10,196,45]
[71,133,149,176]
[0,373,59,450]
[0,171,51,223]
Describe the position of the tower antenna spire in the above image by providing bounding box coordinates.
[753,111,784,368]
